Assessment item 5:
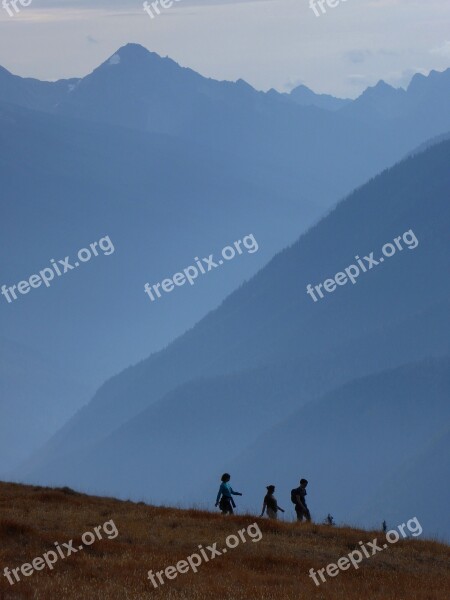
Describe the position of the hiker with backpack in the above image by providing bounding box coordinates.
[215,473,242,515]
[291,478,312,522]
[260,485,285,519]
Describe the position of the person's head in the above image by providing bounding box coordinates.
[266,485,275,494]
[221,473,231,482]
[300,478,308,487]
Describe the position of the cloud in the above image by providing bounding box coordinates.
[346,73,374,87]
[430,41,450,58]
[385,68,429,89]
[282,77,306,93]
[36,0,267,7]
[344,50,372,64]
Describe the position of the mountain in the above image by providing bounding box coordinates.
[15,141,450,525]
[1,99,303,387]
[285,84,351,110]
[340,69,450,138]
[1,47,449,389]
[227,358,450,539]
[1,98,320,471]
[0,337,90,474]
[344,79,405,118]
[0,65,78,111]
[360,426,450,539]
[406,131,450,158]
[2,47,450,479]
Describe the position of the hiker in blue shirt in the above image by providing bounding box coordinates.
[215,473,242,514]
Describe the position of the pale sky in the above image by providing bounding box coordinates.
[0,0,449,97]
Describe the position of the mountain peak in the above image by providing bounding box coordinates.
[407,68,450,94]
[104,43,158,67]
[288,83,350,111]
[372,79,395,92]
[357,79,400,101]
[101,43,181,73]
[116,43,151,57]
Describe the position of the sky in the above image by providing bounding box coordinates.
[0,0,449,97]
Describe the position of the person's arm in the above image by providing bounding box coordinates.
[260,500,266,517]
[215,485,223,506]
[230,487,242,496]
[295,494,307,510]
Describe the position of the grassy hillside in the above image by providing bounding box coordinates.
[0,482,448,599]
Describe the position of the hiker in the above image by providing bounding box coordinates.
[260,485,285,519]
[291,478,311,522]
[215,473,242,515]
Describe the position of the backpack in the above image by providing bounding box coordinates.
[291,488,299,505]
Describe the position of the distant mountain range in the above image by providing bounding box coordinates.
[15,139,450,538]
[229,357,450,539]
[0,336,90,474]
[283,84,351,111]
[1,45,449,492]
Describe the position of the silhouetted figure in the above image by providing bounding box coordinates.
[215,473,242,515]
[326,513,334,526]
[291,478,311,522]
[382,520,387,533]
[260,485,285,519]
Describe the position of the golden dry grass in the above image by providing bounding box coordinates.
[0,481,448,599]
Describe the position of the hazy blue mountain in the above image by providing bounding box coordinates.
[2,47,450,393]
[0,65,78,111]
[18,302,449,506]
[2,43,440,213]
[0,99,318,389]
[284,84,351,110]
[1,98,320,468]
[345,79,405,118]
[341,69,450,139]
[0,336,90,473]
[226,359,450,538]
[15,141,450,516]
[2,48,449,483]
[51,45,450,185]
[359,425,450,540]
[406,131,450,158]
[3,50,449,396]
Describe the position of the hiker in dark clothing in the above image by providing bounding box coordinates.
[215,473,242,515]
[260,485,285,519]
[292,478,311,522]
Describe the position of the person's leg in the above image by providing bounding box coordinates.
[223,498,233,515]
